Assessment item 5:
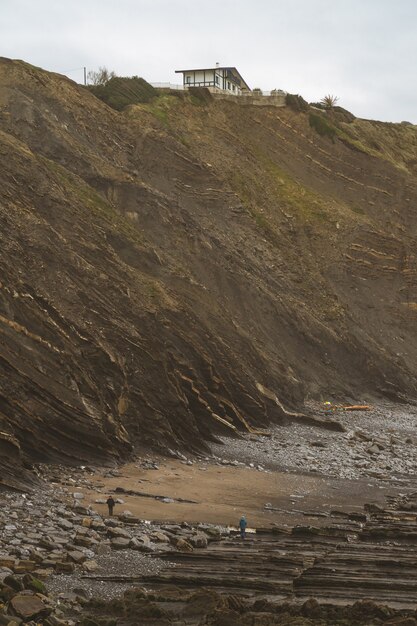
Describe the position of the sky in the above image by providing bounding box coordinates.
[1,0,416,123]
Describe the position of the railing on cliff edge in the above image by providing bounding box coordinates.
[150,83,287,98]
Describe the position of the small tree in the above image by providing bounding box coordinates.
[87,66,116,86]
[320,94,339,110]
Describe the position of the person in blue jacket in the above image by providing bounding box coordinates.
[239,515,247,539]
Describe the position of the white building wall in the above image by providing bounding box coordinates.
[220,70,242,94]
[182,69,243,94]
[183,70,215,87]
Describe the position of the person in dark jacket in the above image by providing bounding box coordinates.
[239,515,247,539]
[106,495,116,516]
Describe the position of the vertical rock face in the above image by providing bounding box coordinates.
[0,58,416,487]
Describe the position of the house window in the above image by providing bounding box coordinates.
[232,84,235,91]
[227,81,231,90]
[215,75,219,85]
[186,76,191,84]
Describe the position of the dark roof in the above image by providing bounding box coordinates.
[175,66,251,91]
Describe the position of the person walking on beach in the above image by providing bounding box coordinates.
[239,514,247,539]
[106,495,116,516]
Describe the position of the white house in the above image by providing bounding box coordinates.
[175,64,251,95]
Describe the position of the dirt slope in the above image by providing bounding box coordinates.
[0,59,416,487]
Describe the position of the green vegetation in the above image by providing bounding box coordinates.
[135,93,183,128]
[310,103,355,124]
[335,130,380,157]
[39,156,145,245]
[88,76,158,110]
[188,87,213,104]
[151,106,169,125]
[87,66,116,86]
[285,93,309,112]
[337,119,417,173]
[25,576,47,594]
[309,112,337,140]
[261,158,329,223]
[230,149,333,233]
[320,94,339,109]
[145,96,173,125]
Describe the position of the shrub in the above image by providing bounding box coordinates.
[320,94,339,109]
[87,66,115,86]
[285,93,309,112]
[88,76,157,110]
[309,112,336,140]
[188,87,213,104]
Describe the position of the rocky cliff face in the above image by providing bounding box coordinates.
[0,58,416,488]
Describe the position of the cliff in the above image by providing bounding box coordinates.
[0,58,416,488]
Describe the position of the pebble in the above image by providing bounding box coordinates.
[0,463,230,617]
[211,402,417,482]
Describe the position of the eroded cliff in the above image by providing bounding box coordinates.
[0,59,416,487]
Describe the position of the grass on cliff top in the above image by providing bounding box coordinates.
[307,104,417,173]
[87,76,158,111]
[127,93,188,128]
[338,118,417,173]
[309,112,337,141]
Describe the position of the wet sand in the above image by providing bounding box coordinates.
[83,458,395,528]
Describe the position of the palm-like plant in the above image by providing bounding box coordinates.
[320,94,339,110]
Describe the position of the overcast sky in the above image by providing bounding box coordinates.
[2,0,416,123]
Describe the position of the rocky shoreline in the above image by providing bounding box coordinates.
[0,478,230,624]
[1,403,417,625]
[212,402,417,482]
[2,479,417,625]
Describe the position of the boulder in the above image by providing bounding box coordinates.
[110,538,130,550]
[151,532,170,543]
[74,535,95,548]
[13,560,36,573]
[190,533,208,549]
[33,569,53,580]
[3,576,24,592]
[9,592,51,621]
[173,538,193,553]
[90,520,106,531]
[129,537,145,551]
[82,560,98,573]
[67,551,87,564]
[203,527,222,540]
[0,615,22,625]
[301,597,322,618]
[22,574,47,595]
[96,543,111,556]
[107,527,131,539]
[131,537,156,553]
[0,584,17,602]
[55,562,75,574]
[56,519,73,531]
[0,568,14,582]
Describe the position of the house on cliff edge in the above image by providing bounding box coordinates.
[175,64,251,95]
